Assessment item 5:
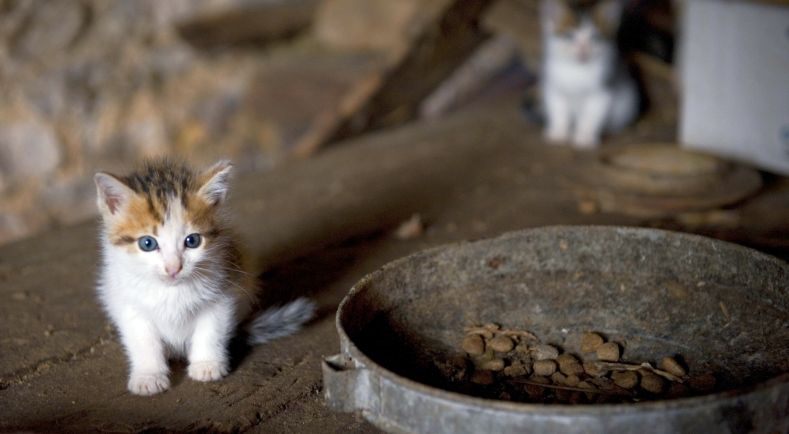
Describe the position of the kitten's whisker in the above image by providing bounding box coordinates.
[195,261,257,282]
[218,259,256,277]
[191,266,254,301]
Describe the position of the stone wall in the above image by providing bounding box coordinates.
[0,0,487,246]
[0,0,288,245]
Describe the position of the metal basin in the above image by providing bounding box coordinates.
[323,226,789,434]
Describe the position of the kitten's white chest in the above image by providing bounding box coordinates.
[99,261,223,348]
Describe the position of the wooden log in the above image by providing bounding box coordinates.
[291,0,495,158]
[177,0,318,48]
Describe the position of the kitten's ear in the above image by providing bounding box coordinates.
[95,172,134,216]
[541,0,572,33]
[594,0,623,34]
[198,160,233,206]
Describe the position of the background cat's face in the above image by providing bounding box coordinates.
[542,0,622,64]
[95,159,232,286]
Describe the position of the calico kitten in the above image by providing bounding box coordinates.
[94,158,314,396]
[540,0,640,148]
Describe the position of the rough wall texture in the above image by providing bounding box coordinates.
[0,0,481,246]
[0,0,281,245]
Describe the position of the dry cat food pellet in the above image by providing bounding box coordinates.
[690,374,716,392]
[489,336,515,353]
[661,357,687,377]
[551,372,567,385]
[639,369,665,394]
[580,332,605,353]
[563,374,581,387]
[556,354,585,376]
[563,361,585,377]
[470,369,495,385]
[532,344,560,361]
[450,324,715,405]
[583,361,610,377]
[610,370,639,389]
[479,359,505,372]
[533,359,557,376]
[554,353,575,367]
[596,342,620,362]
[461,334,485,355]
[503,361,530,377]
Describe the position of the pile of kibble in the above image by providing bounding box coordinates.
[433,324,717,404]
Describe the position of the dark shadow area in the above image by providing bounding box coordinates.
[227,230,390,368]
[258,230,387,308]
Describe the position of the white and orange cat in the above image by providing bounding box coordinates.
[94,158,314,396]
[540,0,639,148]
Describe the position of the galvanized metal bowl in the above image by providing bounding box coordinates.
[323,226,789,434]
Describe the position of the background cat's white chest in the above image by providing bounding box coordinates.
[545,58,610,96]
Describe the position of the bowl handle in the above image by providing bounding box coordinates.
[322,354,376,413]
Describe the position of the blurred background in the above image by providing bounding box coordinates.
[0,0,786,249]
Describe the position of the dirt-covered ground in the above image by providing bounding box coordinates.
[2,85,788,433]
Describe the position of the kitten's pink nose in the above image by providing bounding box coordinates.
[166,262,182,278]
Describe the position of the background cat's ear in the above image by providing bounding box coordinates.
[95,172,134,216]
[541,0,572,33]
[198,160,233,206]
[593,0,623,35]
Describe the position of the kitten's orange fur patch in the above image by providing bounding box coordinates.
[109,195,162,249]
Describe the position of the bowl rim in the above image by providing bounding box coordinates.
[334,225,789,416]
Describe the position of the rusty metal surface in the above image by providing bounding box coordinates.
[324,226,789,434]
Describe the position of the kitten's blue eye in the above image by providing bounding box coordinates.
[138,236,158,252]
[185,234,202,249]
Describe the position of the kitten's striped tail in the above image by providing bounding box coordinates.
[247,298,316,345]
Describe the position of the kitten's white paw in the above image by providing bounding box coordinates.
[572,133,600,150]
[128,373,170,396]
[188,361,229,382]
[545,128,570,145]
